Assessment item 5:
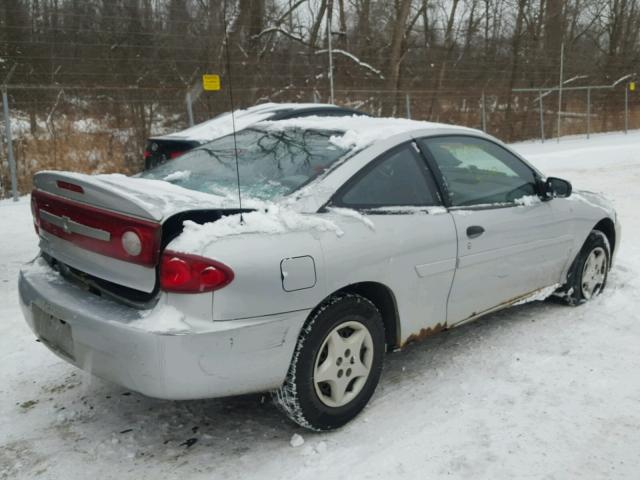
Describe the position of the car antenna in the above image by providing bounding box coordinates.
[223,1,244,224]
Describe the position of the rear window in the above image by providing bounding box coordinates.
[140,127,351,201]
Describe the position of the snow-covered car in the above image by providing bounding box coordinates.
[19,116,620,431]
[144,102,368,169]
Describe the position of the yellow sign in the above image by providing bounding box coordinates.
[202,74,221,91]
[630,81,636,92]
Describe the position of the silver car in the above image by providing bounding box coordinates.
[19,116,620,431]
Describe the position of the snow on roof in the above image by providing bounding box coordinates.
[157,102,339,143]
[260,115,475,151]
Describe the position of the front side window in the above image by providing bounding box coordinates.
[335,144,437,208]
[419,136,537,207]
[141,127,351,201]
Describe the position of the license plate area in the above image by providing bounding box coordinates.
[33,304,75,360]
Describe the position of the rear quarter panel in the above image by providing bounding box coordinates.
[180,210,458,347]
[317,211,457,345]
[175,230,328,321]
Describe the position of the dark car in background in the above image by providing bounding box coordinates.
[144,103,368,169]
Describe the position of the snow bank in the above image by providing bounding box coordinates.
[72,118,103,134]
[169,204,344,253]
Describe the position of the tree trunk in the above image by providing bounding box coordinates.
[382,0,413,116]
[429,0,460,118]
[544,0,563,82]
[309,0,328,48]
[504,0,527,141]
[357,0,371,58]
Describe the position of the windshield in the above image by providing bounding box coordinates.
[141,127,351,201]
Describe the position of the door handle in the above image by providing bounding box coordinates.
[466,225,485,239]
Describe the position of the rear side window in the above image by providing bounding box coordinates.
[335,143,438,208]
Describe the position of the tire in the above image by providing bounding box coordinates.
[273,293,385,431]
[556,230,610,305]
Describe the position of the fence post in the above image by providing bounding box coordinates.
[481,90,487,132]
[405,93,411,119]
[538,89,545,143]
[186,91,195,127]
[1,88,18,201]
[586,87,591,139]
[624,84,629,134]
[326,10,335,104]
[557,42,564,143]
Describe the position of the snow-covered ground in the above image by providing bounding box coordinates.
[1,131,639,479]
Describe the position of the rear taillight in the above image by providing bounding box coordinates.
[32,190,161,266]
[143,150,152,159]
[169,151,184,159]
[160,250,234,293]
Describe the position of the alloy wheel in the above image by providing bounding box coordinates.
[313,321,374,408]
[581,246,607,300]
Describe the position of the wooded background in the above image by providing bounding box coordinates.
[1,0,640,193]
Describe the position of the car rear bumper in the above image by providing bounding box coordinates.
[18,257,307,400]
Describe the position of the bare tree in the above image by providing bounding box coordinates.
[382,0,413,115]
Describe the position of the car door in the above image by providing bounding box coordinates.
[323,141,458,342]
[417,135,574,326]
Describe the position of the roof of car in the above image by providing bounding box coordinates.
[257,115,479,151]
[152,102,368,143]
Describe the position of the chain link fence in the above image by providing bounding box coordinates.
[1,83,638,199]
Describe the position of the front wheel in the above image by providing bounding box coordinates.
[273,294,385,431]
[557,230,610,304]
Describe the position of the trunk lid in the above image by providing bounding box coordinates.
[32,171,239,296]
[34,171,235,221]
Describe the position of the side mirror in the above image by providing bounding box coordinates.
[545,177,572,199]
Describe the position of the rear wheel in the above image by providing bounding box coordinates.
[557,230,610,305]
[273,294,385,431]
